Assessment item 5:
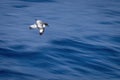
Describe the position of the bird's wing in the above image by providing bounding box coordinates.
[39,28,45,35]
[29,24,37,29]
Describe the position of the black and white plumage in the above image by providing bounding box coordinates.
[29,19,49,35]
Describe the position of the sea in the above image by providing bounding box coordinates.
[0,0,120,80]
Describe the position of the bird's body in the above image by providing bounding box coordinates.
[29,19,49,35]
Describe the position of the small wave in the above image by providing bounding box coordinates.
[20,0,55,3]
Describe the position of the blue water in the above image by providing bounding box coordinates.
[0,0,120,80]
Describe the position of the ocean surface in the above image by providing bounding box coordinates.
[0,0,120,80]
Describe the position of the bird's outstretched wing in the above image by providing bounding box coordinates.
[39,28,45,35]
[29,24,37,29]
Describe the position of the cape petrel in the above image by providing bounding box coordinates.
[29,19,49,35]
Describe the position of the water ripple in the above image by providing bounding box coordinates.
[20,0,55,3]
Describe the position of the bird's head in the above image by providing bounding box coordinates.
[35,19,42,24]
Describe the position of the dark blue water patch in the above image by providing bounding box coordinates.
[50,39,108,52]
[0,69,36,80]
[85,60,115,72]
[50,39,92,49]
[98,19,120,25]
[84,35,102,42]
[0,69,34,77]
[50,38,119,58]
[47,47,80,54]
[114,21,120,24]
[110,36,120,43]
[29,54,63,68]
[99,21,114,25]
[0,40,6,43]
[87,63,120,79]
[20,0,55,3]
[10,45,26,50]
[0,48,16,55]
[103,9,120,17]
[0,47,41,59]
[47,79,59,80]
[69,57,120,78]
[108,57,120,66]
[72,67,92,75]
[50,68,70,75]
[32,61,55,69]
[12,5,29,8]
[94,47,120,57]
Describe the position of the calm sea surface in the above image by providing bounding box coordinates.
[0,0,120,80]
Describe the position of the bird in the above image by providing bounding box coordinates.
[29,19,49,35]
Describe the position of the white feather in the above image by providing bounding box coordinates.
[30,24,37,29]
[39,29,44,33]
[43,24,46,28]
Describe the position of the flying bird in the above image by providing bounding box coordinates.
[29,19,49,35]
